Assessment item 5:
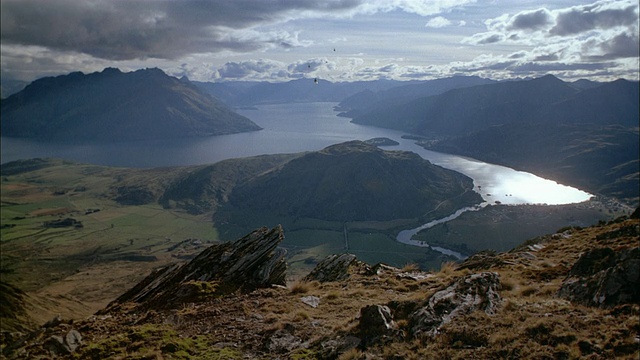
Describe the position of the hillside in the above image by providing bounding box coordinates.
[224,141,482,222]
[0,68,261,141]
[2,212,638,359]
[427,123,640,205]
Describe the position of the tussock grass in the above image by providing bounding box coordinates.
[324,290,341,301]
[519,285,538,297]
[401,263,421,272]
[290,281,312,294]
[337,348,362,360]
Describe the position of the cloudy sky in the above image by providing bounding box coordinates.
[1,0,638,84]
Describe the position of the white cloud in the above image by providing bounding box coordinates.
[426,16,453,28]
[0,0,637,83]
[457,0,639,80]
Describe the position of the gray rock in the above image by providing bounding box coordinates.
[301,296,320,308]
[64,329,82,353]
[43,330,82,356]
[357,305,403,346]
[409,272,502,339]
[104,226,287,311]
[43,335,69,356]
[557,247,639,308]
[263,323,304,354]
[304,253,358,282]
[318,336,361,359]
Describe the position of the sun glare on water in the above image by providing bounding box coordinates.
[494,172,592,205]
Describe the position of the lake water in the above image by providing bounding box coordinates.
[1,102,591,249]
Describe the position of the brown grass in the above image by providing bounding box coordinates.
[289,280,313,294]
[401,263,421,272]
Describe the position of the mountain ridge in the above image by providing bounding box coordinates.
[3,213,638,359]
[0,68,262,141]
[224,141,482,222]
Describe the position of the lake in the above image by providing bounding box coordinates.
[1,102,593,253]
[1,102,591,206]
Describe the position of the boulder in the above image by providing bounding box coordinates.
[43,329,82,356]
[318,336,361,359]
[104,226,287,310]
[301,296,320,308]
[557,247,639,308]
[409,272,502,339]
[357,305,403,346]
[43,335,68,356]
[304,253,359,282]
[64,329,82,353]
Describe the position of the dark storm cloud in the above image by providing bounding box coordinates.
[507,9,553,31]
[0,0,361,60]
[550,3,638,36]
[586,32,640,60]
[477,34,504,44]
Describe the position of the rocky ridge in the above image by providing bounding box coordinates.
[103,226,287,312]
[2,214,639,359]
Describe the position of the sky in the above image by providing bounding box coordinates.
[1,0,638,84]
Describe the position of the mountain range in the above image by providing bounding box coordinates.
[341,75,638,205]
[1,70,636,206]
[0,68,261,141]
[193,78,420,107]
[349,75,638,135]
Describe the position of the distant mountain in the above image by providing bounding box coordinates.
[351,75,638,136]
[0,79,30,99]
[335,76,497,118]
[225,141,482,221]
[349,75,639,204]
[194,78,418,107]
[0,68,261,141]
[569,79,601,90]
[539,79,639,128]
[352,75,584,135]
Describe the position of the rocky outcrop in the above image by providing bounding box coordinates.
[105,226,287,310]
[304,253,361,282]
[409,272,502,339]
[43,329,82,356]
[357,305,403,346]
[457,250,506,270]
[557,247,639,308]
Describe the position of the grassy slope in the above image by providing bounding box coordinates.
[1,159,219,325]
[0,157,624,330]
[4,215,638,359]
